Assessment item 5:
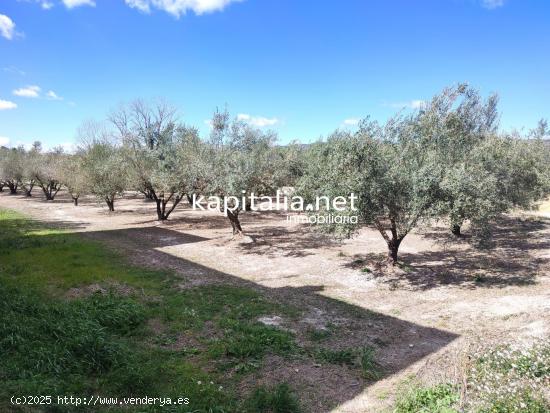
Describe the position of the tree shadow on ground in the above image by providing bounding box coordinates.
[133,213,231,230]
[45,224,457,413]
[348,216,550,291]
[236,222,340,258]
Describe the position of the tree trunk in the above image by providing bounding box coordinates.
[227,209,243,236]
[387,238,401,265]
[43,189,53,200]
[155,195,182,221]
[142,188,154,200]
[451,224,461,237]
[7,181,18,194]
[24,182,34,197]
[105,197,115,212]
[39,181,60,201]
[156,199,166,221]
[73,197,79,206]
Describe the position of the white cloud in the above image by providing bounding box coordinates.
[18,1,55,10]
[13,85,41,98]
[2,66,26,76]
[62,0,96,8]
[0,14,16,40]
[237,113,251,121]
[125,0,151,13]
[46,90,63,100]
[0,137,10,146]
[481,0,505,9]
[343,118,359,126]
[409,100,425,109]
[125,0,242,17]
[385,100,426,110]
[0,99,18,110]
[237,113,279,128]
[12,86,63,100]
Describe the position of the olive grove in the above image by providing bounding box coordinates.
[1,85,549,261]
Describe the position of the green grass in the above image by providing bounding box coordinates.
[393,340,550,413]
[244,384,301,413]
[359,346,382,380]
[0,283,234,412]
[312,348,356,366]
[309,345,381,380]
[306,327,333,342]
[393,384,460,413]
[0,208,306,412]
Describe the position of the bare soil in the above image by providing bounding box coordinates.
[1,191,549,412]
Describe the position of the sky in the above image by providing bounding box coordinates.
[0,0,549,150]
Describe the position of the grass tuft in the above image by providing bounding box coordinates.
[244,383,302,413]
[394,384,459,413]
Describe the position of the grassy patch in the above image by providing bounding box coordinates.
[309,345,381,380]
[244,383,302,413]
[394,384,459,413]
[393,341,550,413]
[359,346,381,380]
[0,208,385,411]
[306,327,333,342]
[312,348,356,366]
[0,284,235,412]
[0,209,304,412]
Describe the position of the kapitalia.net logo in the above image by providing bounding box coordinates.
[192,190,359,224]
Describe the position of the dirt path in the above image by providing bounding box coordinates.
[2,192,549,412]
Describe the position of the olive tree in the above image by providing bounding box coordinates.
[82,142,127,211]
[78,120,127,211]
[299,113,443,264]
[60,153,88,206]
[472,134,550,228]
[110,100,202,221]
[31,148,64,201]
[0,146,25,194]
[20,142,43,197]
[272,142,308,188]
[425,88,549,240]
[417,84,499,236]
[204,109,279,237]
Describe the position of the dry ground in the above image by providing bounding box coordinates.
[1,191,549,412]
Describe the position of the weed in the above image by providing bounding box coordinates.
[360,346,381,380]
[394,384,459,413]
[313,348,355,366]
[307,327,333,342]
[244,383,301,413]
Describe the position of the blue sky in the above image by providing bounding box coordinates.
[0,0,549,149]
